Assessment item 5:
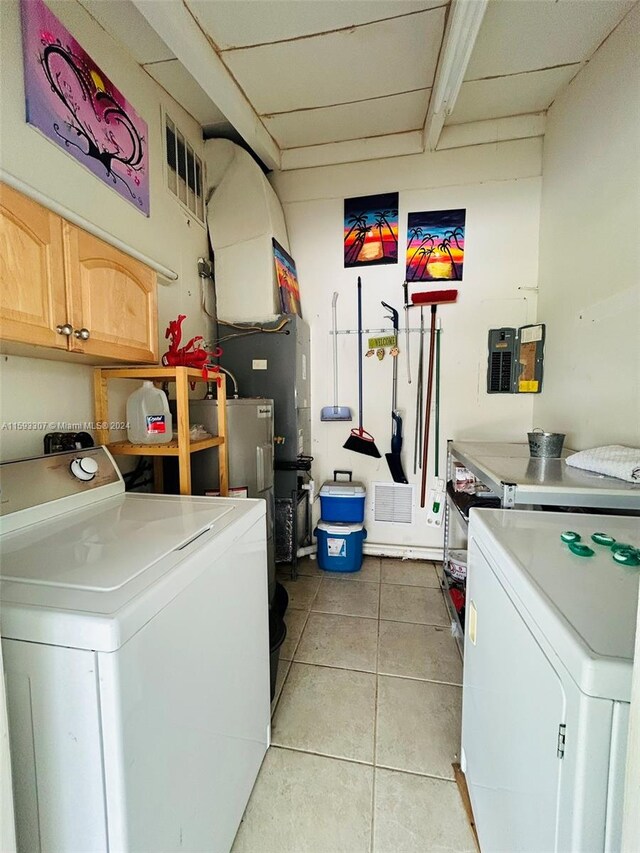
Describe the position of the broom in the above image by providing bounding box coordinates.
[411,289,458,506]
[344,276,382,458]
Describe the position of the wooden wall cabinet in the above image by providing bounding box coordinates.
[0,184,158,363]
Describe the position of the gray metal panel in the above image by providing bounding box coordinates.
[217,315,311,464]
[188,398,273,498]
[487,328,517,394]
[450,441,640,511]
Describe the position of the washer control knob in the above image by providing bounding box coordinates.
[70,456,99,481]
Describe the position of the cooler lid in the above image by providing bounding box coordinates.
[471,509,640,701]
[320,480,366,497]
[317,520,365,534]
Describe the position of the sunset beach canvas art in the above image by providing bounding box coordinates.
[273,239,301,316]
[405,209,466,281]
[344,192,399,268]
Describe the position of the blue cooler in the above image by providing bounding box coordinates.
[319,471,366,523]
[315,521,367,572]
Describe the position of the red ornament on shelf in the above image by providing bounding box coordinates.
[162,314,222,383]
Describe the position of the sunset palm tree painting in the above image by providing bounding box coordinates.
[344,192,399,268]
[405,209,466,281]
[272,239,302,316]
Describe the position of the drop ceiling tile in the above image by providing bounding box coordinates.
[143,60,227,126]
[186,0,445,49]
[449,65,580,125]
[264,89,430,149]
[221,7,446,114]
[466,0,635,79]
[77,0,175,64]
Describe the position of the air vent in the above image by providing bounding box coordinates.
[164,113,205,223]
[372,483,414,524]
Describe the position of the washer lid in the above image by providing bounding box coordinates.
[0,494,233,592]
[471,509,640,701]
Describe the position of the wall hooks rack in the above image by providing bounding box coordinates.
[330,328,441,335]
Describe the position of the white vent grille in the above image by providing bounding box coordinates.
[372,482,414,524]
[164,113,205,223]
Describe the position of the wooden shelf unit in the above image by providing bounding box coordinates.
[94,366,228,496]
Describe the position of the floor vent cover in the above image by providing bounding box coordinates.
[372,482,414,524]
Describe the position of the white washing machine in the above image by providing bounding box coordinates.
[0,447,270,852]
[462,508,639,853]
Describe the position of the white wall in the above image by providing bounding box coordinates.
[0,0,212,460]
[271,139,542,554]
[534,3,640,449]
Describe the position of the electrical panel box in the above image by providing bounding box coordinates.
[487,328,517,393]
[487,324,545,394]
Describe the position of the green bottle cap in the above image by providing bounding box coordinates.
[612,542,634,554]
[591,533,616,547]
[569,542,595,558]
[561,531,581,543]
[612,549,640,567]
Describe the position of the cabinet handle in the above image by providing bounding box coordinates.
[74,328,91,341]
[56,323,73,336]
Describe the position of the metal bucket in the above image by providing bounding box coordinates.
[527,428,565,458]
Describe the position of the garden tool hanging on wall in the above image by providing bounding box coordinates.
[381,301,408,484]
[426,319,445,526]
[413,289,458,507]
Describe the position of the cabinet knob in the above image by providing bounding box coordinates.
[56,323,73,336]
[74,328,91,341]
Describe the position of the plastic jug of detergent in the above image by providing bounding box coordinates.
[126,381,173,444]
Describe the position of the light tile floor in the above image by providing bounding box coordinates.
[232,556,475,853]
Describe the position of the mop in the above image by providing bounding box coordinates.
[412,289,458,507]
[321,292,352,421]
[344,276,382,458]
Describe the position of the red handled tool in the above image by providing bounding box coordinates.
[411,289,458,507]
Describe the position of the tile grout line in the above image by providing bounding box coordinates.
[285,657,462,690]
[287,608,452,629]
[309,608,450,628]
[272,741,461,786]
[370,557,383,853]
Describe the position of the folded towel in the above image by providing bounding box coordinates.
[565,445,640,483]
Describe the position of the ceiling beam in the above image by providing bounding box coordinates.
[130,0,281,170]
[423,0,488,151]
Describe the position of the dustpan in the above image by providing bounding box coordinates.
[321,292,352,422]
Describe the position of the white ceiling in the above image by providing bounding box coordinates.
[80,0,637,169]
[450,0,636,126]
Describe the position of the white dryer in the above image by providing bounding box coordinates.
[0,447,270,852]
[462,508,639,852]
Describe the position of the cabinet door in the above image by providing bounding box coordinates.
[64,224,158,363]
[0,184,68,349]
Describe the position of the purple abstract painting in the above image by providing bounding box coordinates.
[20,0,150,215]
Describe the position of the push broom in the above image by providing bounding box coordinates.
[411,288,458,507]
[344,276,381,458]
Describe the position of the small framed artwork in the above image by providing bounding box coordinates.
[406,209,466,281]
[344,192,399,267]
[272,239,302,316]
